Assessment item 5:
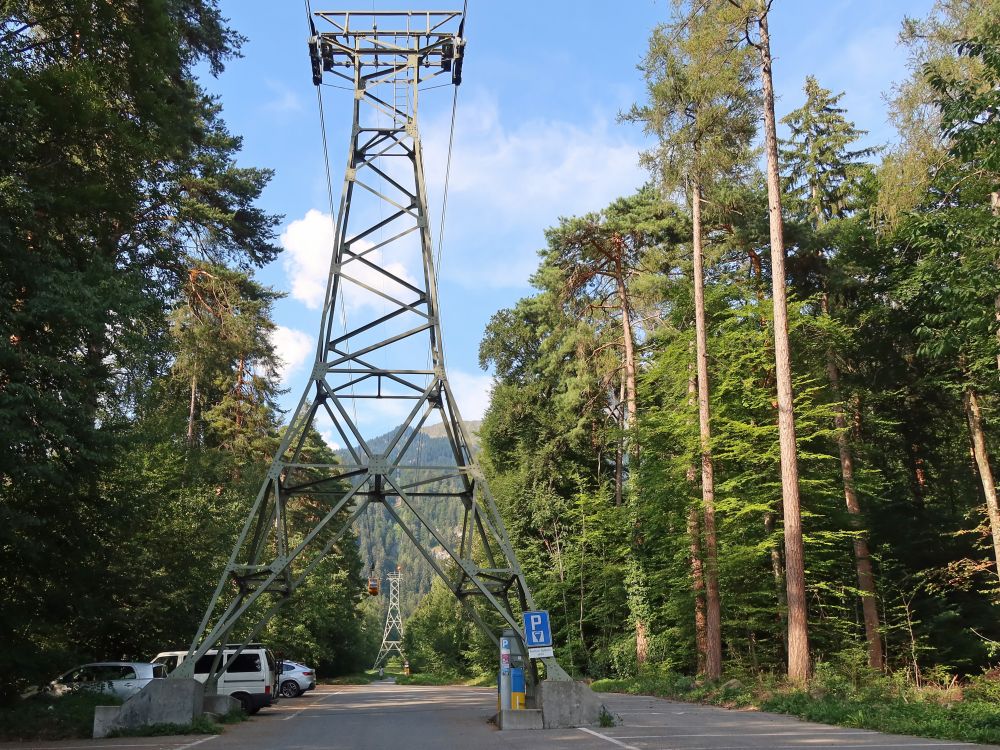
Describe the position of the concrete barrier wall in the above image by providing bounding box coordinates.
[93,679,205,738]
[538,680,605,729]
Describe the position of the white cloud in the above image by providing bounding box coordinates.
[262,80,303,115]
[270,325,314,385]
[443,369,494,423]
[281,209,333,309]
[280,209,420,312]
[421,89,646,288]
[319,430,342,452]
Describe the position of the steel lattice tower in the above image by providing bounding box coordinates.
[373,571,404,668]
[174,8,569,688]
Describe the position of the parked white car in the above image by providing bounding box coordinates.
[153,645,279,714]
[47,662,166,700]
[279,661,316,698]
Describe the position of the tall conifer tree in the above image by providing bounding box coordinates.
[627,1,757,680]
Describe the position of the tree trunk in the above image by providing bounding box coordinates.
[618,266,639,432]
[992,192,999,375]
[687,358,708,675]
[187,372,198,444]
[764,510,789,662]
[826,347,883,668]
[906,438,928,509]
[964,387,1000,585]
[688,508,709,676]
[692,179,723,680]
[758,6,809,683]
[820,294,882,668]
[615,376,626,507]
[636,618,649,669]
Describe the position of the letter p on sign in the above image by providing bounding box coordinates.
[522,610,552,648]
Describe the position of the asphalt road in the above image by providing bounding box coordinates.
[2,681,997,750]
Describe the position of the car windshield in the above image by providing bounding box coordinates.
[153,655,180,673]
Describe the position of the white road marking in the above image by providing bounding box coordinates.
[177,737,218,750]
[612,745,973,750]
[282,690,343,720]
[613,731,879,739]
[578,726,642,750]
[2,746,194,750]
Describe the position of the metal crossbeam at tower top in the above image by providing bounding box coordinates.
[173,5,570,696]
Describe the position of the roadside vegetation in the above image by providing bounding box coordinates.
[0,693,123,742]
[394,672,495,687]
[322,672,376,685]
[592,657,1000,745]
[0,692,248,742]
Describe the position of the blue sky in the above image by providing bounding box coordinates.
[206,0,933,444]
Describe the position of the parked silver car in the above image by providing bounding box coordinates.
[279,661,316,698]
[48,661,166,700]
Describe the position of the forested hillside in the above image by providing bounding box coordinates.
[348,422,481,620]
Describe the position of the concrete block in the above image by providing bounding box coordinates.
[203,693,240,716]
[93,678,204,738]
[538,680,605,729]
[92,706,122,739]
[498,708,544,730]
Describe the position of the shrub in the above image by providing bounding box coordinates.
[964,671,1000,703]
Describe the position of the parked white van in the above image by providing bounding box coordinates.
[153,645,279,714]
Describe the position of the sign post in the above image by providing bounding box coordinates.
[499,636,512,711]
[522,611,554,659]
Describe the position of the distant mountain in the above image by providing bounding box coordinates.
[419,419,481,445]
[337,419,482,619]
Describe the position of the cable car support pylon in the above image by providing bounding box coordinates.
[174,7,571,690]
[373,571,404,669]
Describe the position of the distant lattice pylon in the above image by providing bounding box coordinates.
[373,571,404,669]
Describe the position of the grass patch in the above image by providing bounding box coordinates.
[108,714,223,738]
[321,672,374,685]
[0,691,123,741]
[0,692,250,742]
[395,672,462,686]
[394,671,495,687]
[464,673,497,688]
[591,669,1000,745]
[761,691,1000,746]
[216,708,248,724]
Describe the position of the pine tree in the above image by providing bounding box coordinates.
[626,0,757,680]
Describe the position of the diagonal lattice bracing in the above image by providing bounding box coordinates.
[173,9,569,690]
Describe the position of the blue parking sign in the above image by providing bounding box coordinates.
[523,610,552,647]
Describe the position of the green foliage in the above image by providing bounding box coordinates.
[964,671,1000,703]
[761,691,1000,745]
[0,1,372,704]
[593,665,1000,745]
[0,692,123,742]
[626,1,758,191]
[108,714,225,737]
[394,672,464,686]
[781,77,879,226]
[402,576,484,677]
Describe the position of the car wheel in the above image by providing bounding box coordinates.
[280,680,301,698]
[233,692,252,714]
